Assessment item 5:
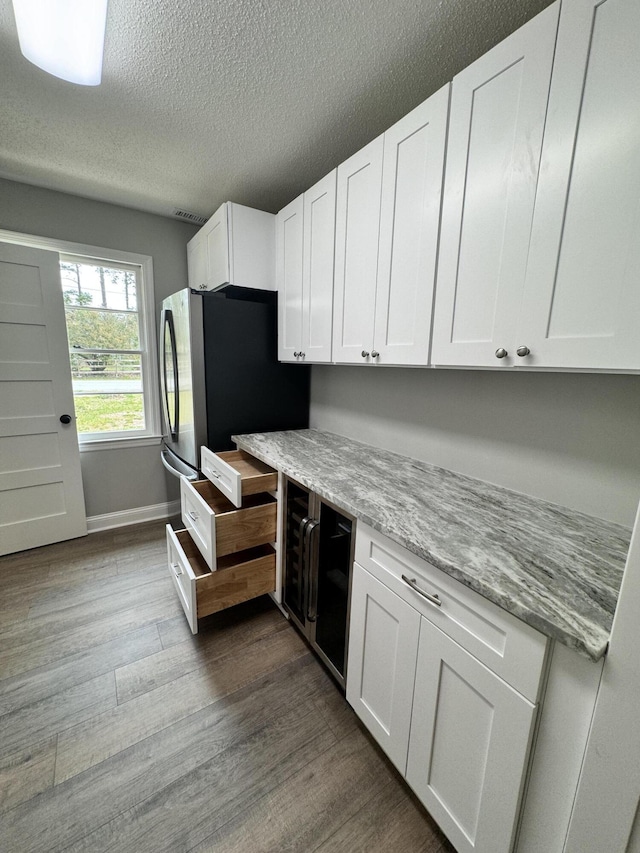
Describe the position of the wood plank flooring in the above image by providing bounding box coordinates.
[0,520,454,853]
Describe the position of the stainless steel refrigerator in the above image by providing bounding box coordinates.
[160,285,309,479]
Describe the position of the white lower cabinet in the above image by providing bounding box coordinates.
[407,617,536,853]
[346,564,420,774]
[346,525,547,853]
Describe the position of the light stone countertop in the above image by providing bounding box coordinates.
[233,429,631,661]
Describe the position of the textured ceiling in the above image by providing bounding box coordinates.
[0,0,553,220]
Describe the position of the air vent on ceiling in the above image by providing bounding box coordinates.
[172,208,208,225]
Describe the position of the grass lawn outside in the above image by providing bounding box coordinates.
[74,394,145,433]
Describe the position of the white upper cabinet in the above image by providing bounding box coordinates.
[276,171,336,363]
[332,137,384,364]
[373,85,450,366]
[187,202,275,292]
[303,171,336,363]
[519,0,640,371]
[431,3,560,368]
[276,195,304,361]
[333,85,449,366]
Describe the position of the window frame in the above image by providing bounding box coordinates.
[0,229,161,452]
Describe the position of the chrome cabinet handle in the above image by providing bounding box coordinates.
[294,351,300,357]
[299,352,305,358]
[205,466,220,480]
[401,575,442,607]
[188,510,199,521]
[171,562,183,577]
[371,350,379,358]
[516,346,531,357]
[495,348,508,359]
[361,350,370,358]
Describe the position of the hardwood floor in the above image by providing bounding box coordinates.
[0,521,454,853]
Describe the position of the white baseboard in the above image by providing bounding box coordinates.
[87,500,181,533]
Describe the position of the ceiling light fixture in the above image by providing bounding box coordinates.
[11,0,109,86]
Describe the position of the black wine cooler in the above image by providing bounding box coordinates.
[283,476,355,688]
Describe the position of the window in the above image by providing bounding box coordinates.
[60,253,160,446]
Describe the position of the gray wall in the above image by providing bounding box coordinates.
[0,177,199,517]
[310,366,640,527]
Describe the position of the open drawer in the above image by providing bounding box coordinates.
[166,525,276,633]
[181,476,276,570]
[200,446,277,507]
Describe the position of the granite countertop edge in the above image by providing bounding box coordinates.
[233,430,630,662]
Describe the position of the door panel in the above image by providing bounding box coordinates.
[0,242,86,555]
[374,85,449,365]
[432,2,559,367]
[407,618,536,853]
[310,500,352,680]
[303,171,336,362]
[205,204,230,290]
[276,195,304,361]
[346,563,421,774]
[332,136,384,364]
[520,0,640,369]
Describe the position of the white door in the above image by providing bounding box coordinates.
[332,136,384,364]
[373,84,449,366]
[406,617,536,853]
[0,242,86,556]
[276,194,304,362]
[519,0,640,371]
[302,170,336,363]
[346,563,421,774]
[431,2,559,368]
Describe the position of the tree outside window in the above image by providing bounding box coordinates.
[60,257,148,436]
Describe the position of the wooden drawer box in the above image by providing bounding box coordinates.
[166,525,276,633]
[180,476,276,570]
[201,446,277,507]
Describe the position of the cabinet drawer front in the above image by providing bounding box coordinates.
[166,524,199,633]
[201,447,277,507]
[355,524,547,700]
[181,476,277,570]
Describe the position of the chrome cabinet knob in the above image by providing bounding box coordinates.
[516,346,531,357]
[371,350,379,358]
[361,350,370,358]
[495,348,508,359]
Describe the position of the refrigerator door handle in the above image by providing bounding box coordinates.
[161,308,180,441]
[161,447,198,481]
[306,519,321,622]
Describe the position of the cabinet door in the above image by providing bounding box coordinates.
[276,195,304,362]
[332,136,384,364]
[302,171,336,363]
[187,232,208,291]
[373,85,449,366]
[519,0,640,371]
[407,618,536,853]
[346,563,421,774]
[431,3,559,368]
[204,203,230,290]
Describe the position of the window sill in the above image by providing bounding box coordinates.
[78,435,163,452]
